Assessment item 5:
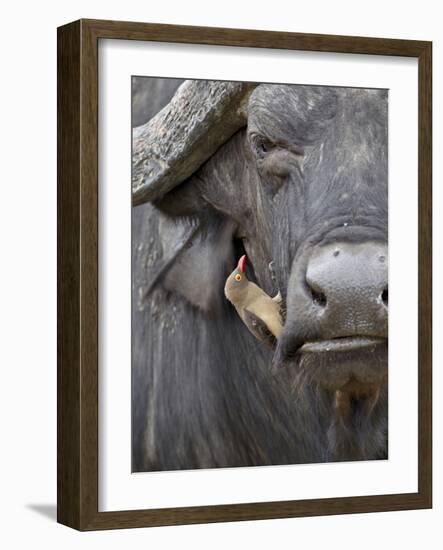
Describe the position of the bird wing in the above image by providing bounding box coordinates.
[245,295,283,339]
[242,309,277,348]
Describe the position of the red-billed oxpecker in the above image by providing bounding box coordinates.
[224,255,283,345]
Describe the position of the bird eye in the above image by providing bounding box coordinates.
[235,274,242,281]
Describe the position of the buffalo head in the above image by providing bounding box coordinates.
[133,80,388,460]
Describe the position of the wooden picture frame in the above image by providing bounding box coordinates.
[57,18,432,530]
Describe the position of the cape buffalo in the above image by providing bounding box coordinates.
[132,78,388,472]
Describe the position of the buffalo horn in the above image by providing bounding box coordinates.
[132,79,256,205]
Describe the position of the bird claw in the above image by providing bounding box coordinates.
[268,260,277,282]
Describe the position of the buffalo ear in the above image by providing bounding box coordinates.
[162,216,236,313]
[134,166,238,313]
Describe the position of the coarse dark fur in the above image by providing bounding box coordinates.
[132,78,388,471]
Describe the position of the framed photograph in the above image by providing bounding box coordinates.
[57,19,432,530]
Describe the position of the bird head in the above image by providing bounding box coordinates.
[224,255,248,302]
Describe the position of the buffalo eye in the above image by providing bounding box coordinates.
[249,133,305,193]
[250,133,276,160]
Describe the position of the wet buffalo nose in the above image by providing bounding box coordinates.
[305,241,388,336]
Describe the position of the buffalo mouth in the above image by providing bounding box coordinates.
[300,336,385,354]
[289,336,388,393]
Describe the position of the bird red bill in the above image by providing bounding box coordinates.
[237,255,246,273]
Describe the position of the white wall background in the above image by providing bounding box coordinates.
[0,0,440,547]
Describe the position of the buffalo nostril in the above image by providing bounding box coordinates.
[308,284,327,307]
[381,287,388,307]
